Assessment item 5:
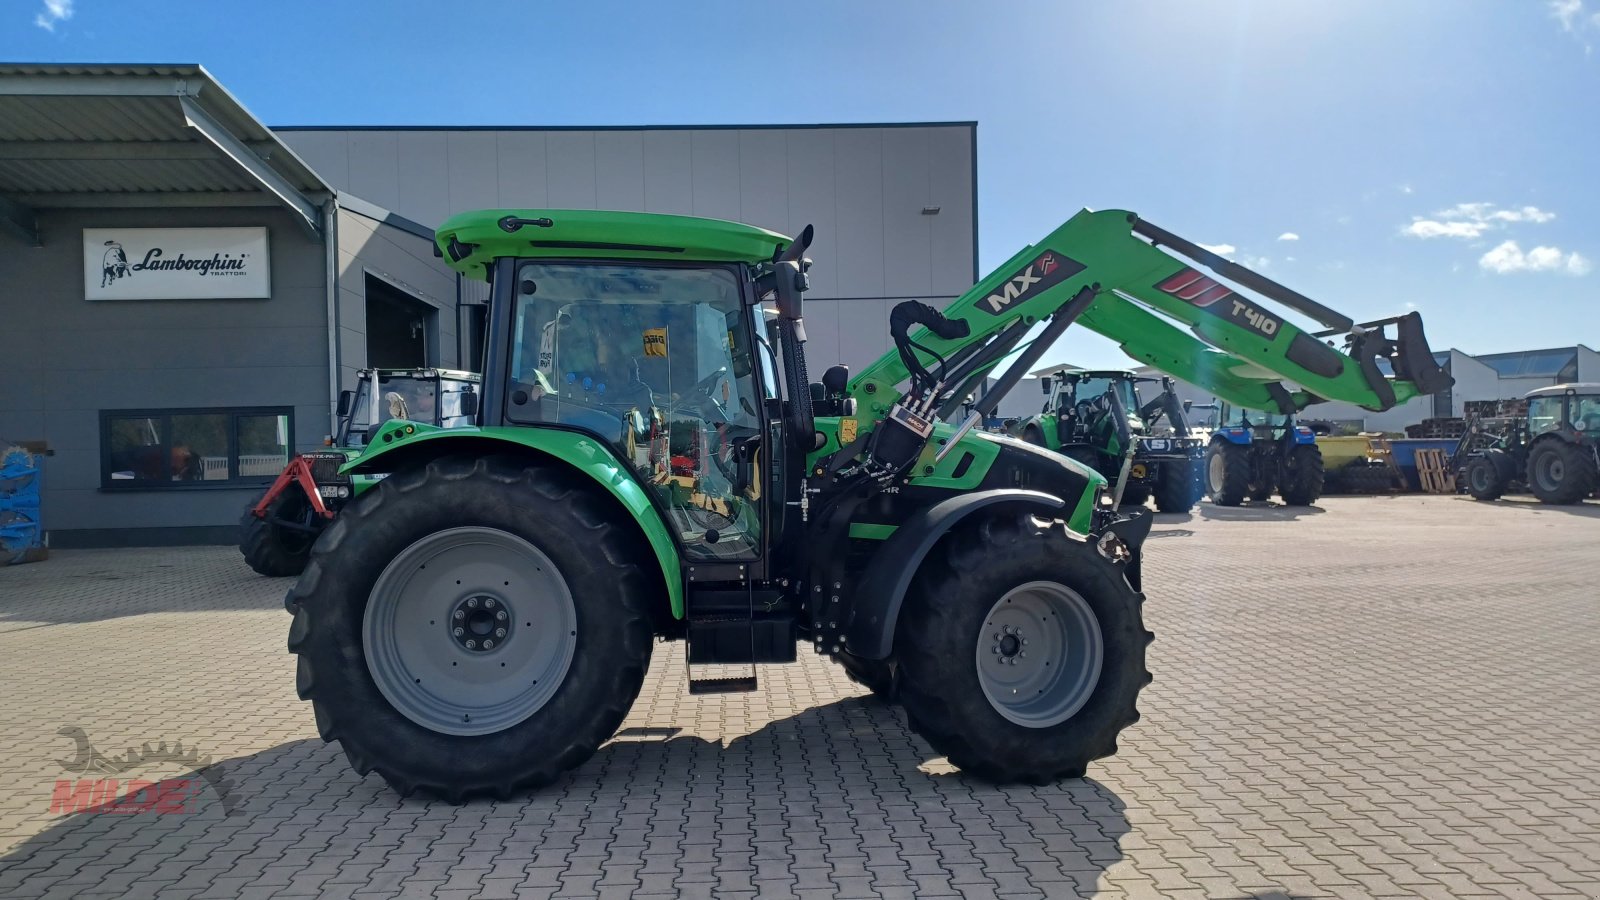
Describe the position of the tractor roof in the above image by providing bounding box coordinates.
[434,209,793,278]
[1046,368,1137,379]
[1525,382,1600,398]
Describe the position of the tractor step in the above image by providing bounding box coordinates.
[687,675,759,695]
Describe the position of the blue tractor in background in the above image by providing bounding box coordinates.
[1201,402,1325,507]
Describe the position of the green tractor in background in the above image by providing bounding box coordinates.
[239,368,480,576]
[286,205,1444,800]
[1201,401,1325,506]
[1009,369,1205,513]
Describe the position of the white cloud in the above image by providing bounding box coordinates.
[1549,0,1599,50]
[1400,184,1414,195]
[1277,232,1299,242]
[1478,240,1592,275]
[34,0,73,31]
[1199,243,1236,256]
[1402,202,1557,239]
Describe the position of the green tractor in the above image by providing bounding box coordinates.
[287,207,1443,799]
[1201,401,1326,506]
[240,367,480,576]
[1010,369,1205,513]
[1462,383,1600,503]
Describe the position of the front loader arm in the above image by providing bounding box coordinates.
[849,209,1450,416]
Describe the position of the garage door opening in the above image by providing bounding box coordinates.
[366,275,435,369]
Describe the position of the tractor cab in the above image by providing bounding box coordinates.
[337,368,482,448]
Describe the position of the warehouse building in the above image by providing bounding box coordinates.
[0,64,977,548]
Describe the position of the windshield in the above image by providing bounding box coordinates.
[506,263,763,560]
[1069,376,1141,416]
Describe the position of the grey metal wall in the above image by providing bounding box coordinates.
[280,124,977,375]
[0,206,329,543]
[335,204,461,393]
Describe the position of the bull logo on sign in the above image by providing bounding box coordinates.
[101,240,132,287]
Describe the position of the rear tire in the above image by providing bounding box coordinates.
[1526,440,1597,504]
[1278,444,1325,506]
[240,491,319,577]
[1464,455,1505,501]
[286,454,655,800]
[1153,458,1203,513]
[1206,442,1250,506]
[894,510,1150,783]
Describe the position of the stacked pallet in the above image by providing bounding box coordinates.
[1405,418,1467,439]
[1415,449,1456,494]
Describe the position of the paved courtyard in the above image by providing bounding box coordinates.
[0,495,1597,899]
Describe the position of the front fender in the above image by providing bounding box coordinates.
[342,420,685,618]
[842,489,1065,660]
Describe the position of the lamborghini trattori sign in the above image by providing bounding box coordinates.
[83,227,271,301]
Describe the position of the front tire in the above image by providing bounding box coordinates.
[1153,458,1203,513]
[1526,440,1598,504]
[1464,455,1505,501]
[286,455,655,800]
[240,491,320,577]
[1278,444,1325,506]
[1206,442,1250,506]
[894,510,1150,783]
[837,652,897,700]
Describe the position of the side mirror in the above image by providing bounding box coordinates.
[336,390,354,417]
[1040,376,1053,395]
[458,390,479,418]
[1183,399,1193,412]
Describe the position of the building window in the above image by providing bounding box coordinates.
[100,408,293,489]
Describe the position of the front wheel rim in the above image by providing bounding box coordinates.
[975,581,1103,728]
[363,526,577,737]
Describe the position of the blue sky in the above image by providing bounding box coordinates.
[8,0,1599,370]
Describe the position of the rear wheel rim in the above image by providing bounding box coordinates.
[1471,464,1491,492]
[1207,452,1226,493]
[1536,453,1564,491]
[363,526,576,737]
[975,581,1103,728]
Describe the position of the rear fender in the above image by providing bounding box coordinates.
[842,489,1065,660]
[1213,428,1252,446]
[343,421,685,618]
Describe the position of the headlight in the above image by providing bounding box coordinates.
[317,485,351,499]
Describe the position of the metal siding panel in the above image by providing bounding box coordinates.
[928,126,976,295]
[494,131,548,207]
[279,131,349,190]
[642,131,693,215]
[689,130,740,221]
[546,132,597,209]
[784,130,838,299]
[396,131,452,227]
[737,129,788,235]
[594,131,645,211]
[880,128,934,299]
[833,298,891,375]
[344,131,402,212]
[446,131,500,215]
[831,129,886,302]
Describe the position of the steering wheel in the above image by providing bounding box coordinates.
[683,367,734,424]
